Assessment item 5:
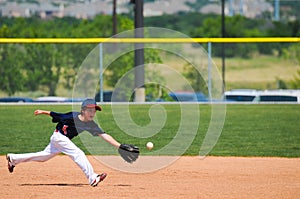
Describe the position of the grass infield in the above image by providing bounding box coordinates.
[0,104,299,157]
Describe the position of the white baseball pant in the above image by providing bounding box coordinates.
[8,131,98,184]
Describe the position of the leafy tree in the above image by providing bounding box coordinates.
[283,43,300,89]
[105,48,163,101]
[23,44,63,96]
[182,63,208,95]
[191,16,221,38]
[0,14,136,96]
[1,11,300,96]
[0,25,25,95]
[290,70,300,89]
[144,12,210,36]
[191,15,267,58]
[265,20,300,56]
[0,44,25,95]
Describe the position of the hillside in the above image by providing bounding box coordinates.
[215,55,299,90]
[162,54,298,91]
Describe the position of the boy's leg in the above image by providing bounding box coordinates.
[8,146,58,165]
[51,131,102,185]
[8,132,61,166]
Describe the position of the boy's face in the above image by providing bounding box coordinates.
[82,107,96,121]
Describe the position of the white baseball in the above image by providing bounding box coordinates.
[146,142,154,150]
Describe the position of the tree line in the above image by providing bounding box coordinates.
[0,12,299,96]
[0,15,134,96]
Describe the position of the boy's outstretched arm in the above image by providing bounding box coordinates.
[98,133,121,148]
[34,110,51,116]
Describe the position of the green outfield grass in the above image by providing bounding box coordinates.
[0,104,299,157]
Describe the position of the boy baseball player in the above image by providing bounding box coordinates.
[6,98,139,187]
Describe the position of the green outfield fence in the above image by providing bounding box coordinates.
[0,37,299,43]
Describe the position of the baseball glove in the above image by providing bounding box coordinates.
[118,144,140,163]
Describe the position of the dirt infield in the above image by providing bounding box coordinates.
[1,156,299,199]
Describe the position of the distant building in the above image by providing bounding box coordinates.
[143,0,194,17]
[0,0,276,19]
[201,0,273,19]
[1,1,63,19]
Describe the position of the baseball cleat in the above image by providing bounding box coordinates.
[90,173,107,187]
[6,154,15,173]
